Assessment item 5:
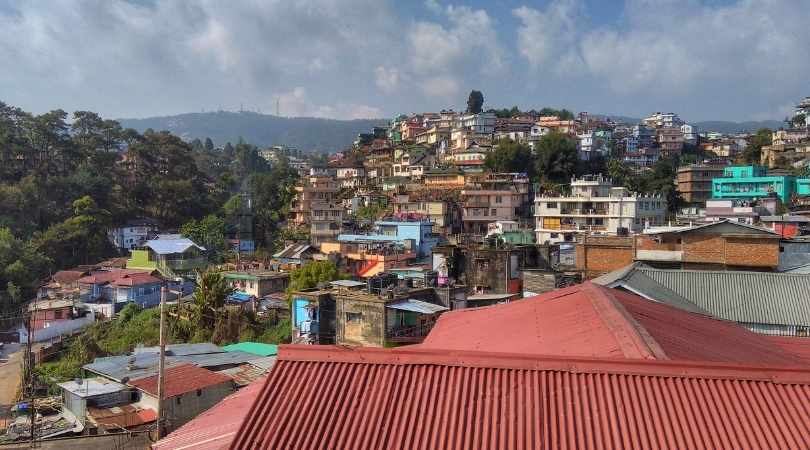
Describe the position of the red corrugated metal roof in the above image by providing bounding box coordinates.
[78,269,151,285]
[110,272,162,287]
[129,364,232,398]
[232,345,810,450]
[51,270,88,284]
[765,336,810,365]
[153,377,266,450]
[419,282,806,365]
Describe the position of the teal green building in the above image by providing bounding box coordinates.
[711,165,805,203]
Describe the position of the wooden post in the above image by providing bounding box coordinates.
[156,287,167,439]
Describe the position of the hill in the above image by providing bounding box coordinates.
[119,111,387,153]
[598,115,783,133]
[692,120,784,134]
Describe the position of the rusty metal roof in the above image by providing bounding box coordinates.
[420,282,806,366]
[232,345,810,450]
[129,364,232,398]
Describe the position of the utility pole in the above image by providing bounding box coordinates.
[156,287,167,439]
[26,303,36,447]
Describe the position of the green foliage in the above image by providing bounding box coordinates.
[486,139,535,178]
[538,108,575,120]
[192,270,235,329]
[534,131,578,183]
[32,196,114,269]
[288,261,345,293]
[466,90,484,114]
[181,215,229,262]
[356,203,389,221]
[742,128,773,164]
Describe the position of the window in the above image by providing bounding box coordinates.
[54,310,63,320]
[546,202,557,209]
[176,397,182,405]
[346,312,362,323]
[491,209,497,216]
[196,389,202,397]
[495,196,503,204]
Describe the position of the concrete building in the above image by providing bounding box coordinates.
[310,201,344,247]
[455,112,496,134]
[535,175,666,244]
[657,127,684,158]
[576,131,608,161]
[676,163,727,205]
[680,123,698,145]
[223,271,290,298]
[711,165,804,204]
[460,173,531,236]
[107,218,159,252]
[643,112,683,129]
[290,175,341,226]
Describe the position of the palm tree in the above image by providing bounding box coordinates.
[191,270,234,328]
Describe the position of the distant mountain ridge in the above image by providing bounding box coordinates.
[118,111,387,153]
[599,115,783,134]
[119,111,785,153]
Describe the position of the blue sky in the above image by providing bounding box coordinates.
[1,0,807,122]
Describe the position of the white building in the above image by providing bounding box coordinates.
[680,124,698,145]
[107,219,159,252]
[534,175,667,244]
[643,112,683,129]
[335,166,366,188]
[455,112,497,134]
[576,131,609,161]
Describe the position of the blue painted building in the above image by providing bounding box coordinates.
[338,220,439,258]
[711,165,808,203]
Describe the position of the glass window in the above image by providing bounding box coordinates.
[346,312,362,323]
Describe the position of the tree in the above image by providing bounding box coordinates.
[534,132,578,184]
[485,139,535,179]
[191,270,234,330]
[33,196,113,268]
[180,215,228,262]
[288,261,345,293]
[742,128,773,164]
[204,137,215,152]
[466,90,484,114]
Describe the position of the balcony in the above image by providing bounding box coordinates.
[385,321,437,343]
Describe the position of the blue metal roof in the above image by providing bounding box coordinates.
[337,234,406,242]
[228,292,254,303]
[386,299,448,314]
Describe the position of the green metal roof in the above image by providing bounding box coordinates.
[222,342,278,357]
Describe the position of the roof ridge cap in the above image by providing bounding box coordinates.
[584,282,668,360]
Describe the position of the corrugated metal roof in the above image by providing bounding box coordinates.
[153,377,266,450]
[84,349,261,382]
[223,342,278,357]
[58,377,127,398]
[145,236,205,255]
[386,298,448,314]
[134,342,224,356]
[232,345,810,450]
[129,364,232,398]
[419,282,806,366]
[602,266,810,327]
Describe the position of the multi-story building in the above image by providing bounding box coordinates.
[711,165,806,204]
[576,131,609,161]
[676,163,727,205]
[657,127,684,157]
[460,173,531,236]
[761,142,810,167]
[423,167,466,188]
[391,195,460,235]
[632,124,656,150]
[450,128,492,150]
[107,219,159,252]
[643,112,683,129]
[310,201,344,247]
[680,123,698,145]
[450,146,489,172]
[702,139,741,158]
[536,116,577,134]
[455,112,496,134]
[622,148,660,167]
[414,126,450,146]
[534,175,667,244]
[290,175,340,226]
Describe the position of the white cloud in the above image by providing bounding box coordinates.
[374,66,401,93]
[424,0,443,14]
[276,87,382,119]
[513,1,581,69]
[406,4,504,98]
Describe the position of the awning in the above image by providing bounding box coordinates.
[386,299,448,315]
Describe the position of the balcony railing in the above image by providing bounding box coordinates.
[386,321,436,343]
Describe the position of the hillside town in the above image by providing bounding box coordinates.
[0,89,808,447]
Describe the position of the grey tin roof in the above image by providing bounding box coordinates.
[595,264,810,327]
[84,350,262,382]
